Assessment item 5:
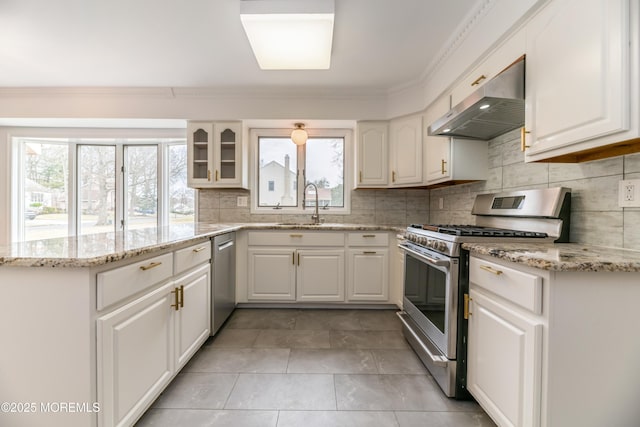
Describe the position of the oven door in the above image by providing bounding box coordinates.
[400,242,459,359]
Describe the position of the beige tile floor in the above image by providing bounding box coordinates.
[136,308,496,427]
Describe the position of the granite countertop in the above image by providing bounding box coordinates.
[0,223,403,268]
[463,242,640,272]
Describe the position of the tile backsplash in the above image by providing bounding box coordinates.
[198,128,639,250]
[198,188,430,227]
[429,128,640,250]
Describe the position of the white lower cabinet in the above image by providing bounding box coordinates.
[347,249,389,301]
[297,250,345,302]
[97,282,175,427]
[467,288,542,427]
[98,247,212,427]
[244,231,392,304]
[247,248,297,300]
[468,254,640,427]
[174,264,212,370]
[247,247,345,302]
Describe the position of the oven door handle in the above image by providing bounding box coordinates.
[396,312,449,367]
[398,244,450,267]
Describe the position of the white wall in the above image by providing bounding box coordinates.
[0,130,10,245]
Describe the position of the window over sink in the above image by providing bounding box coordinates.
[251,128,351,215]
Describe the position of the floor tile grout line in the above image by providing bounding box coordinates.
[221,372,241,410]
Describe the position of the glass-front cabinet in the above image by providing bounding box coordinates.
[187,121,246,188]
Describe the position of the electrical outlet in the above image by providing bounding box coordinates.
[237,196,248,207]
[439,197,444,210]
[618,179,640,207]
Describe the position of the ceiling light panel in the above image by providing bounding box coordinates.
[240,0,335,70]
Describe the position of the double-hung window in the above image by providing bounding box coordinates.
[251,128,350,214]
[13,131,193,242]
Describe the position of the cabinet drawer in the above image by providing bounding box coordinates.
[347,232,389,246]
[248,231,345,246]
[174,240,211,274]
[97,253,173,311]
[469,256,542,314]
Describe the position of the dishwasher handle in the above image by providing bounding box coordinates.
[217,240,234,251]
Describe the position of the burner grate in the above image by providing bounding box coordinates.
[410,224,548,238]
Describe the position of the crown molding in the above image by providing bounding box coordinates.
[387,0,496,97]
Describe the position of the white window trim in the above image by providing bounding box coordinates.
[9,127,187,243]
[249,128,352,215]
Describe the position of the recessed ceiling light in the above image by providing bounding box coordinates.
[240,0,335,70]
[479,104,490,110]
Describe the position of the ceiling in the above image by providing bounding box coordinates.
[0,0,481,92]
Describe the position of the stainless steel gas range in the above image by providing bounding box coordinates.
[397,187,571,399]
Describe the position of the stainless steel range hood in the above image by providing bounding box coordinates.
[428,58,525,140]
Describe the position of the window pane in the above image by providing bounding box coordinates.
[168,144,195,224]
[23,141,69,241]
[305,138,344,208]
[126,146,158,230]
[78,145,116,235]
[258,137,297,207]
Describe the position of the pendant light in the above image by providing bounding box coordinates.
[291,123,308,145]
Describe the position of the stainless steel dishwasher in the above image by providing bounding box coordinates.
[211,232,236,335]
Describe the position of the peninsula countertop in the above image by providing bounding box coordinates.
[462,242,640,272]
[0,223,404,268]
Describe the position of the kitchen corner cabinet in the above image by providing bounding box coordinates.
[389,115,423,186]
[467,254,640,427]
[524,0,640,162]
[423,95,488,185]
[355,121,388,188]
[187,121,246,188]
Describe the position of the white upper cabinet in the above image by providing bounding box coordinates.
[424,95,488,185]
[389,115,423,186]
[451,30,526,106]
[213,122,244,187]
[187,122,214,188]
[424,95,452,184]
[524,0,639,162]
[355,122,388,188]
[187,121,247,188]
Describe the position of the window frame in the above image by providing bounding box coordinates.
[250,128,351,215]
[10,127,191,243]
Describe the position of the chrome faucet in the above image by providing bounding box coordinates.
[303,182,322,224]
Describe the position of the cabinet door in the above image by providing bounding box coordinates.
[297,250,345,302]
[424,95,452,184]
[174,264,211,370]
[356,122,388,187]
[187,122,214,188]
[467,288,542,427]
[525,0,629,159]
[347,249,389,301]
[213,122,243,187]
[98,282,174,427]
[248,248,296,300]
[390,115,423,186]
